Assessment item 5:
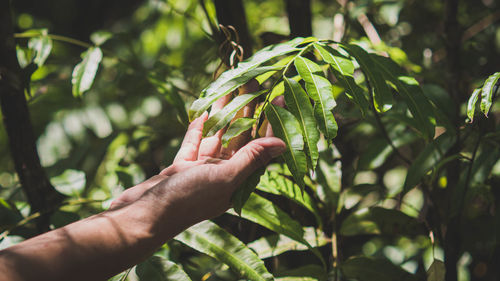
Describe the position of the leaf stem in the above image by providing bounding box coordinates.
[14,32,93,49]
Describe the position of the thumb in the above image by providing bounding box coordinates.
[223,137,286,181]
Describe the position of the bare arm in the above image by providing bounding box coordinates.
[0,110,286,281]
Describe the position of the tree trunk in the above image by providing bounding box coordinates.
[0,0,65,233]
[285,0,312,38]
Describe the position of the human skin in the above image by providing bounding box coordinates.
[0,103,286,281]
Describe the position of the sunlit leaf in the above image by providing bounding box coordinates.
[480,72,500,116]
[71,47,103,97]
[28,31,52,67]
[228,193,326,266]
[341,44,393,112]
[50,169,86,196]
[467,88,481,122]
[294,56,338,140]
[371,55,436,139]
[203,90,266,137]
[258,170,321,224]
[136,256,192,281]
[175,220,273,281]
[189,66,279,120]
[265,104,307,188]
[314,44,369,115]
[283,77,320,169]
[403,132,456,194]
[342,257,418,281]
[222,118,257,147]
[90,31,113,46]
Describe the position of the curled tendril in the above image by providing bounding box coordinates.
[213,24,245,80]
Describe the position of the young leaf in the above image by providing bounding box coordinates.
[222,117,257,147]
[189,66,279,120]
[403,132,456,194]
[467,88,481,122]
[480,72,500,116]
[371,55,436,139]
[342,257,418,281]
[71,47,103,97]
[203,90,266,137]
[136,256,192,281]
[175,220,273,281]
[314,44,369,115]
[294,56,338,140]
[283,77,320,169]
[341,44,393,112]
[265,104,307,188]
[228,193,326,267]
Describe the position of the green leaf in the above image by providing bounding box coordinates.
[229,193,326,266]
[28,31,52,67]
[340,207,426,237]
[403,132,456,194]
[427,260,445,281]
[314,44,369,115]
[341,44,393,112]
[71,47,103,97]
[203,90,266,137]
[467,88,481,122]
[0,199,23,230]
[148,77,189,126]
[248,227,328,259]
[265,104,307,189]
[371,55,436,139]
[294,56,338,140]
[222,118,257,147]
[136,256,192,281]
[313,44,354,75]
[342,257,418,281]
[175,220,273,281]
[480,72,500,116]
[283,77,320,169]
[258,170,321,224]
[358,126,416,170]
[50,169,86,196]
[231,167,265,215]
[90,31,113,46]
[189,66,279,120]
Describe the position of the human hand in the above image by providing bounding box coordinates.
[111,82,286,219]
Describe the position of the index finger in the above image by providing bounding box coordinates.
[173,112,208,162]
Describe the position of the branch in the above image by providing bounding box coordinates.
[0,0,65,232]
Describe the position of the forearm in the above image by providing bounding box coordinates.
[0,183,187,281]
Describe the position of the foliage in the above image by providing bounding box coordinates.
[1,0,499,281]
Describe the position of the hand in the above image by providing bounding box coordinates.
[111,87,286,220]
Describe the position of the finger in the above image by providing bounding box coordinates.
[220,79,260,158]
[159,160,205,176]
[174,112,208,162]
[222,137,286,182]
[198,93,232,160]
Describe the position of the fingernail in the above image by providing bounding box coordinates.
[269,146,286,158]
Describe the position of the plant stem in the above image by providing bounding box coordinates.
[14,32,93,49]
